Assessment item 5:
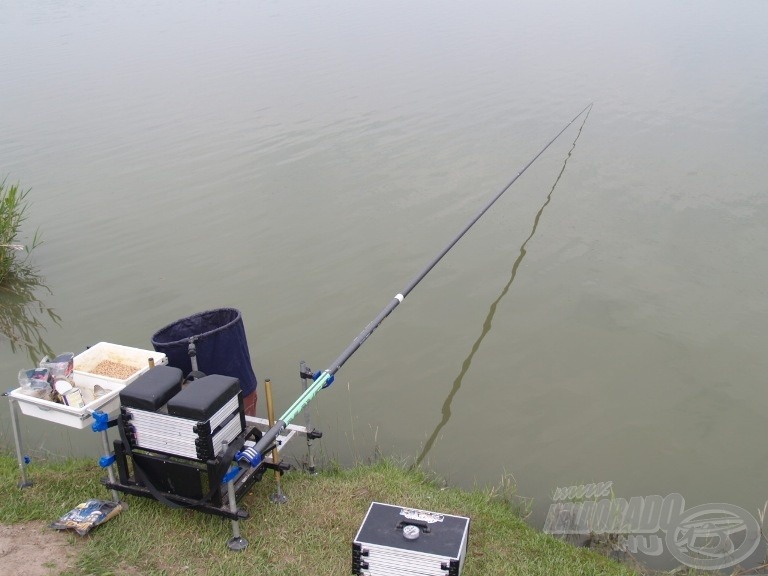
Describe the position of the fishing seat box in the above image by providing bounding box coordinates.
[120,369,245,461]
[353,502,470,576]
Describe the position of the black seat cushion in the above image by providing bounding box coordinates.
[166,374,240,420]
[119,365,183,411]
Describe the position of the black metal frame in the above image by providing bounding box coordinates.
[103,425,283,521]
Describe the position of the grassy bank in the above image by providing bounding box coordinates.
[0,453,638,576]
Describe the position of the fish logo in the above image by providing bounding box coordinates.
[666,503,760,570]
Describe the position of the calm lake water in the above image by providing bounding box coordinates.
[2,0,767,570]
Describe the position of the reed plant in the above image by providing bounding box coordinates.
[0,179,40,286]
[0,179,57,361]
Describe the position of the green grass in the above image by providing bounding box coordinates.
[0,453,639,576]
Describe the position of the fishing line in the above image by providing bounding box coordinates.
[237,103,594,469]
[416,104,593,466]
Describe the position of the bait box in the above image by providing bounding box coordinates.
[9,343,167,429]
[11,379,125,429]
[72,342,167,387]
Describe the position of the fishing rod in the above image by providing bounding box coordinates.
[236,102,594,469]
[416,104,593,466]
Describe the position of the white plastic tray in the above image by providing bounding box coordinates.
[73,342,167,387]
[10,379,124,429]
[9,343,167,429]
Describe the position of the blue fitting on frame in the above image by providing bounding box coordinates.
[235,447,263,468]
[314,371,335,389]
[222,466,240,484]
[91,410,110,432]
[99,455,116,468]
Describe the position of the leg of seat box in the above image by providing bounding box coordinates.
[92,411,120,502]
[6,395,32,488]
[299,361,318,476]
[99,429,120,502]
[225,474,248,551]
[112,440,131,484]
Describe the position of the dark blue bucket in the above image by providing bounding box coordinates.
[150,308,257,399]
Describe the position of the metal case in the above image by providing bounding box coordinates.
[353,502,470,575]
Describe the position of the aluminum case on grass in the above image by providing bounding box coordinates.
[353,502,470,576]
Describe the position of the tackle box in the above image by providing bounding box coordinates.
[353,502,470,576]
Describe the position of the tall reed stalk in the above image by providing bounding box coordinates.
[0,179,40,285]
[0,179,56,362]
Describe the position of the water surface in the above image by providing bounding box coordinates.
[1,0,767,569]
